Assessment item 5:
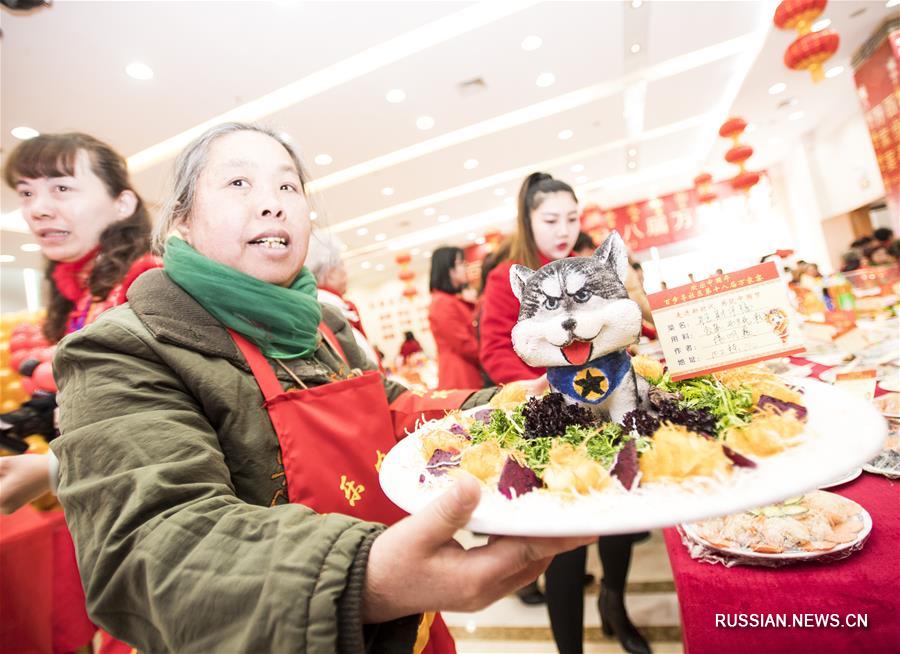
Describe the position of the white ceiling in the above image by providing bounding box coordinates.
[1,0,896,288]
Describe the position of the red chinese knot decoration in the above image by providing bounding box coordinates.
[773,0,840,83]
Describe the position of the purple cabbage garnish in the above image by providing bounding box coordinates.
[611,440,639,490]
[473,409,494,424]
[425,448,461,476]
[757,395,807,421]
[722,444,757,468]
[498,456,542,499]
[449,423,470,439]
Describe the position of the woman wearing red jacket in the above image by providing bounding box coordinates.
[479,172,650,654]
[428,246,484,389]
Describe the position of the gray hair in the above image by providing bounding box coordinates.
[152,122,306,253]
[305,230,346,284]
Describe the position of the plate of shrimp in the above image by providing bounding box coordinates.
[682,490,871,561]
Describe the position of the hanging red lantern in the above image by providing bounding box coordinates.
[398,270,415,282]
[773,0,839,83]
[693,173,717,204]
[773,0,826,35]
[731,171,761,192]
[402,286,418,299]
[783,30,840,83]
[719,117,759,193]
[724,144,754,165]
[395,253,412,266]
[395,252,417,300]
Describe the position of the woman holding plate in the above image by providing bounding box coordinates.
[49,123,590,653]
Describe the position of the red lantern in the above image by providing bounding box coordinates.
[395,252,417,300]
[394,253,411,266]
[718,118,747,142]
[719,117,759,193]
[773,0,826,34]
[725,145,754,165]
[402,287,418,299]
[693,172,717,204]
[398,270,415,282]
[783,30,840,83]
[731,171,761,192]
[773,0,839,83]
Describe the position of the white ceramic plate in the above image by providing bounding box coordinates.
[681,498,872,562]
[818,467,862,489]
[379,379,887,536]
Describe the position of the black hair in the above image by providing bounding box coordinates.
[429,246,465,294]
[404,331,416,341]
[573,231,595,254]
[874,227,894,243]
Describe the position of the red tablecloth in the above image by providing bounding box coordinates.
[0,506,94,654]
[664,356,900,654]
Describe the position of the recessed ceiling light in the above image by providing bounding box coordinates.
[576,175,589,184]
[411,248,421,255]
[424,207,436,216]
[381,187,394,196]
[627,161,637,170]
[0,254,16,263]
[361,261,372,269]
[811,18,831,31]
[309,211,318,220]
[314,153,333,166]
[825,65,845,78]
[789,111,805,121]
[494,187,507,196]
[357,227,369,236]
[375,233,387,241]
[627,148,638,157]
[570,164,585,173]
[416,115,435,130]
[630,43,641,54]
[375,263,385,271]
[521,35,543,51]
[385,89,406,103]
[11,126,39,140]
[438,214,451,223]
[536,72,556,88]
[631,0,642,7]
[125,62,154,80]
[768,82,787,95]
[463,158,479,170]
[475,236,487,245]
[20,243,42,252]
[557,129,574,140]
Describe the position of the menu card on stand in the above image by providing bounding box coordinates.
[647,262,805,381]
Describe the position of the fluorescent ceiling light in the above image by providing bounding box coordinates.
[125,1,538,172]
[11,126,39,140]
[536,72,556,88]
[521,35,543,51]
[386,89,406,103]
[125,62,154,80]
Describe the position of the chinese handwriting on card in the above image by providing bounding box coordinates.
[647,262,806,381]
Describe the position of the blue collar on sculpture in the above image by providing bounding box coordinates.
[546,349,632,405]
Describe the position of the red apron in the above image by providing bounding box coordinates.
[230,326,456,653]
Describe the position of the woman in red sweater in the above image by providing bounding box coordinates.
[428,246,484,389]
[479,172,650,654]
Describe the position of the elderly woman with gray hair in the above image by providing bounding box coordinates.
[49,122,584,653]
[305,230,380,366]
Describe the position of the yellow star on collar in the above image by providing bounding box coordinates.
[573,367,608,401]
